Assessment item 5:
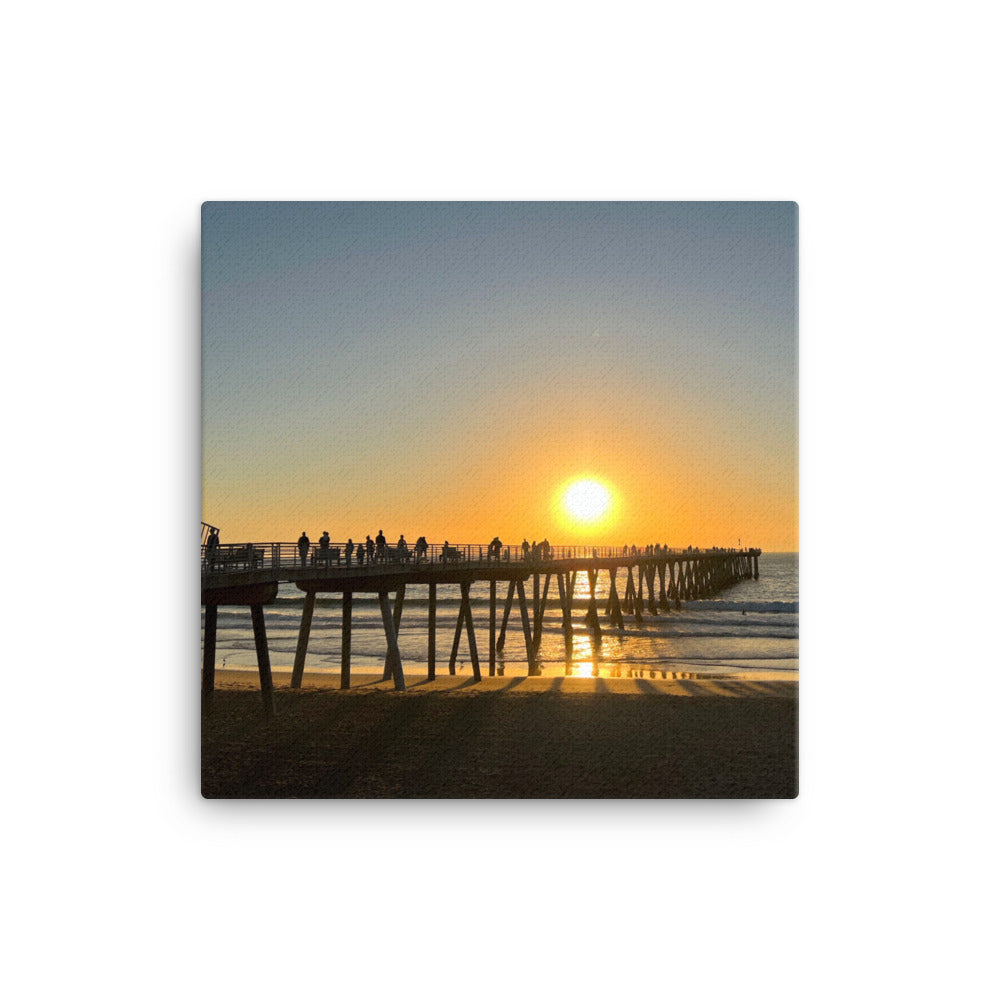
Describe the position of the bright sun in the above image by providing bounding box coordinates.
[563,478,612,523]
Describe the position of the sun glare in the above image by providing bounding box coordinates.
[563,478,612,524]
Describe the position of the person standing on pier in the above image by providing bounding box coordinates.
[298,531,310,567]
[366,535,375,564]
[522,539,530,561]
[319,531,330,550]
[375,530,386,563]
[346,538,354,565]
[205,528,219,569]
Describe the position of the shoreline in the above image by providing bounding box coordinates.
[210,664,798,687]
[210,667,798,696]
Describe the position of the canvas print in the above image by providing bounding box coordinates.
[201,201,798,798]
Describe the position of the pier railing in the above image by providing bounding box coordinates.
[201,540,752,574]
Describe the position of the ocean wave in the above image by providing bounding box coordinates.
[682,600,797,613]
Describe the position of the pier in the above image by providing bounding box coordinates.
[201,528,761,716]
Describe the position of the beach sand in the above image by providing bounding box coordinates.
[202,670,797,798]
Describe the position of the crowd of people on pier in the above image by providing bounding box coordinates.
[295,529,430,567]
[288,533,711,568]
[206,527,751,572]
[292,532,567,567]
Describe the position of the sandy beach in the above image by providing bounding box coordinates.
[203,670,797,798]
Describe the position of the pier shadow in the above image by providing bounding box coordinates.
[203,682,798,798]
[407,676,483,691]
[632,678,662,696]
[677,679,712,697]
[493,676,529,692]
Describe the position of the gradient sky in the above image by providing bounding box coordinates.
[202,202,797,549]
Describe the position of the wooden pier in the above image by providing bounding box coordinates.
[202,540,761,716]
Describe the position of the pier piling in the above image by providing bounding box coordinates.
[341,592,352,689]
[202,605,217,709]
[291,590,316,689]
[378,591,406,691]
[250,604,275,718]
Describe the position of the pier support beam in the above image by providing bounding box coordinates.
[461,581,481,681]
[449,588,463,674]
[383,586,406,681]
[201,604,217,709]
[340,592,352,689]
[250,603,275,719]
[624,567,641,621]
[378,591,406,691]
[585,568,602,642]
[532,573,552,653]
[516,577,540,675]
[557,572,573,673]
[448,582,483,678]
[489,579,497,676]
[290,590,317,689]
[496,579,515,653]
[607,569,624,629]
[427,583,436,679]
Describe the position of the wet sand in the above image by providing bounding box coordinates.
[202,670,797,798]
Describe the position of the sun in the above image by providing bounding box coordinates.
[562,478,612,524]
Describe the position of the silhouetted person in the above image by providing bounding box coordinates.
[397,534,408,561]
[346,538,355,565]
[415,536,428,563]
[366,535,375,563]
[205,529,219,568]
[541,538,550,560]
[298,531,310,567]
[522,539,529,561]
[375,530,386,562]
[319,531,330,550]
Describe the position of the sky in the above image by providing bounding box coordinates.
[202,202,797,550]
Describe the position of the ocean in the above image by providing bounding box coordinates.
[203,552,798,682]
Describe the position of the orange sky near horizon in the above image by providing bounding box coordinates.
[202,410,798,551]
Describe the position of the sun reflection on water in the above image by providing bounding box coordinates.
[545,623,699,681]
